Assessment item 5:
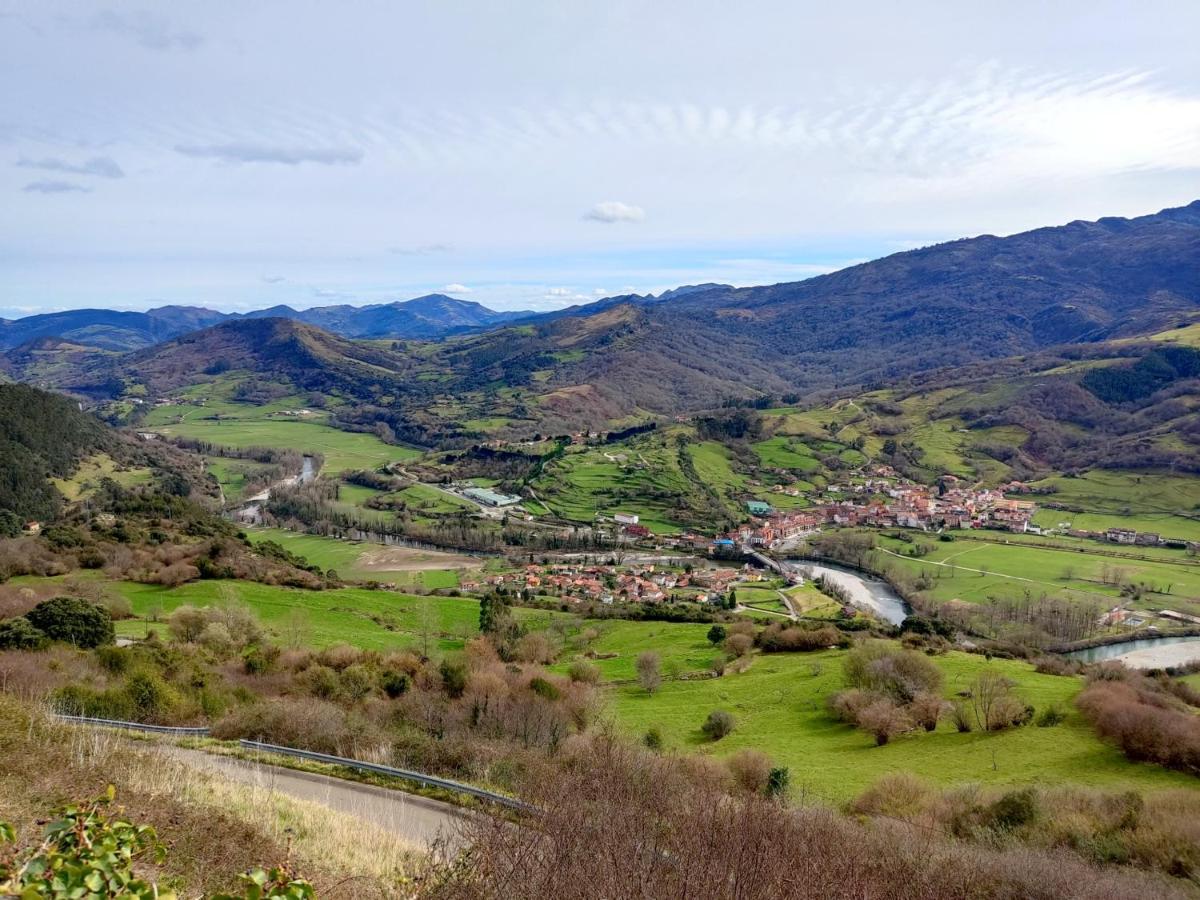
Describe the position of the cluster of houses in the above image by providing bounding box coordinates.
[725,470,1039,547]
[461,562,751,605]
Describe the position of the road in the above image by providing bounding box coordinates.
[160,745,472,850]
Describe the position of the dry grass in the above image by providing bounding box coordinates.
[0,696,422,897]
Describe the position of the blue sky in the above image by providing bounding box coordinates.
[2,1,1199,316]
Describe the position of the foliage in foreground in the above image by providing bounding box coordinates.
[0,787,313,900]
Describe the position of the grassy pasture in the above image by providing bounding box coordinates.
[151,418,420,474]
[1029,471,1200,542]
[606,647,1196,799]
[874,534,1200,610]
[52,453,153,500]
[102,579,550,652]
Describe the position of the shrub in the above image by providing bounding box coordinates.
[950,699,973,732]
[857,698,913,746]
[1036,704,1067,727]
[642,727,664,752]
[986,788,1039,831]
[440,658,468,698]
[0,617,47,651]
[758,623,841,653]
[726,749,772,794]
[843,640,942,703]
[724,632,753,658]
[380,669,411,698]
[971,672,1030,731]
[529,676,561,700]
[828,688,874,725]
[566,659,600,684]
[707,624,727,645]
[701,709,735,741]
[909,691,947,732]
[765,766,790,800]
[1077,679,1200,774]
[24,596,113,648]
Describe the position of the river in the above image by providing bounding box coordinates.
[1065,635,1200,669]
[233,455,317,524]
[784,558,910,625]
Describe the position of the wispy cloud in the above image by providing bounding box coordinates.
[17,155,124,178]
[388,243,453,255]
[260,275,286,284]
[88,9,203,51]
[584,200,646,223]
[440,283,472,293]
[22,180,90,194]
[175,144,364,166]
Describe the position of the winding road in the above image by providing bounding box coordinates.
[160,746,471,850]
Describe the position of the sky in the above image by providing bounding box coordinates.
[2,1,1199,317]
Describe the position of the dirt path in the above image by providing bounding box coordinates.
[159,746,472,850]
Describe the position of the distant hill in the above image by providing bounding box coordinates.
[238,293,536,339]
[478,199,1200,416]
[0,295,537,351]
[7,201,1199,444]
[0,306,228,352]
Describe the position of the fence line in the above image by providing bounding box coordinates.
[53,714,211,736]
[237,740,530,811]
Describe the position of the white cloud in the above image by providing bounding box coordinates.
[584,201,646,223]
[441,283,472,293]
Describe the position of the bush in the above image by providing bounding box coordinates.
[0,617,47,651]
[380,669,411,698]
[758,623,841,653]
[566,659,600,684]
[701,709,735,741]
[726,749,772,794]
[1035,704,1067,727]
[707,624,726,645]
[909,692,947,732]
[843,640,942,703]
[642,726,664,752]
[724,632,753,658]
[24,597,113,648]
[857,698,913,746]
[971,672,1030,731]
[440,658,468,698]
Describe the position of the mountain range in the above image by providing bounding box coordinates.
[5,200,1199,441]
[0,294,536,351]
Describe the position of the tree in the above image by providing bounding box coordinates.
[24,597,113,649]
[635,651,662,694]
[971,672,1029,731]
[707,624,727,645]
[857,698,912,746]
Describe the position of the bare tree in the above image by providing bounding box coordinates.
[635,650,662,693]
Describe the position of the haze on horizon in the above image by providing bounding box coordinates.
[2,0,1199,318]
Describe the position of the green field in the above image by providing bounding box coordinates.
[605,646,1197,799]
[533,429,745,532]
[152,419,421,475]
[245,527,478,584]
[1029,471,1200,542]
[874,534,1200,612]
[52,454,153,500]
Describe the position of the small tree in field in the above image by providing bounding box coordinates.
[701,709,735,741]
[707,624,727,645]
[636,651,662,693]
[857,698,912,746]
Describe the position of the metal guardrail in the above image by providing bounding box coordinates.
[54,714,526,811]
[238,739,530,811]
[54,713,211,736]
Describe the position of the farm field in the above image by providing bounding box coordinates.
[873,534,1200,611]
[52,453,153,500]
[245,527,481,584]
[149,417,421,475]
[532,430,744,532]
[605,646,1196,799]
[93,578,559,652]
[1028,471,1200,542]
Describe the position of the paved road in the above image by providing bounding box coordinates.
[161,746,472,850]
